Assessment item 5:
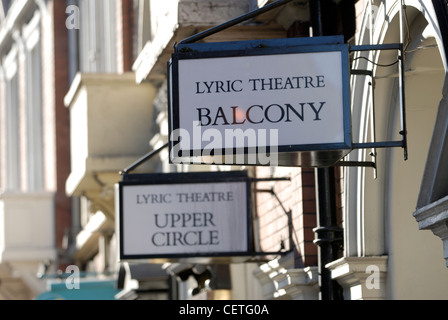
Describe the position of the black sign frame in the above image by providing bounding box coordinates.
[167,35,352,167]
[117,170,254,262]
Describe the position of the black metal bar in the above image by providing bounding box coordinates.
[178,0,294,45]
[399,46,409,160]
[353,141,404,149]
[351,69,373,76]
[250,177,291,183]
[250,249,293,257]
[335,161,376,168]
[309,0,323,37]
[120,142,169,175]
[350,43,402,52]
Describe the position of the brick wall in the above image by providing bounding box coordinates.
[255,167,318,267]
[116,0,134,73]
[255,164,344,267]
[51,0,72,262]
[335,167,344,229]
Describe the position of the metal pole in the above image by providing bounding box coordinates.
[120,142,169,175]
[309,0,343,301]
[309,0,323,37]
[313,167,342,300]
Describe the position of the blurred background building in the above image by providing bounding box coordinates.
[0,0,72,299]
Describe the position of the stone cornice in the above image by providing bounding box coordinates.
[326,256,388,300]
[253,252,319,299]
[413,195,448,266]
[414,194,448,230]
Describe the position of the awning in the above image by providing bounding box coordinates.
[35,279,119,300]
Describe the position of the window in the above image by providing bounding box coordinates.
[23,11,44,191]
[79,0,117,73]
[4,46,20,191]
[135,0,151,54]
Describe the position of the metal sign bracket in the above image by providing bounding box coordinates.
[336,43,408,172]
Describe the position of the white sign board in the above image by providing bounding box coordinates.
[169,37,352,166]
[178,51,344,147]
[118,173,251,259]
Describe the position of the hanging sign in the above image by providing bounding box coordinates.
[117,171,252,261]
[168,35,352,167]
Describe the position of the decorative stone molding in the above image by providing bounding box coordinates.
[326,256,388,300]
[253,253,319,300]
[271,267,319,300]
[0,263,33,300]
[0,192,56,263]
[64,72,157,200]
[133,0,287,83]
[253,259,282,300]
[413,195,448,267]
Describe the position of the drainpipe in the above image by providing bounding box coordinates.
[309,0,343,300]
[66,0,80,85]
[313,167,342,300]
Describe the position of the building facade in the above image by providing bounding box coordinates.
[0,0,71,299]
[342,0,448,299]
[2,0,448,300]
[75,0,448,300]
